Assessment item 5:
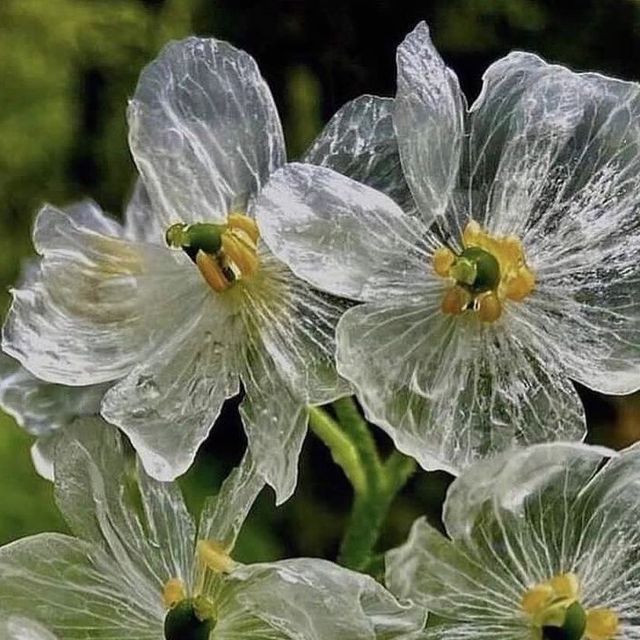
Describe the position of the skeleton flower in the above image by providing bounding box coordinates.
[256,21,640,474]
[0,421,425,640]
[2,38,349,502]
[385,441,640,640]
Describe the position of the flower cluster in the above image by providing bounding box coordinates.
[1,18,640,640]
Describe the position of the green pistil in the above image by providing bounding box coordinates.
[164,598,216,640]
[165,222,225,256]
[542,602,587,640]
[449,246,500,293]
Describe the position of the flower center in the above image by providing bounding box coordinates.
[432,220,535,323]
[165,213,260,292]
[161,540,235,640]
[521,573,619,640]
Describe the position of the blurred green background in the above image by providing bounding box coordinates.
[1,0,639,562]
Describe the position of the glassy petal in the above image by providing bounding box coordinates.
[337,299,586,475]
[255,162,431,302]
[465,52,549,218]
[197,452,265,551]
[239,342,307,504]
[0,533,162,638]
[2,202,203,385]
[226,558,426,639]
[54,419,196,593]
[244,252,351,405]
[394,22,465,225]
[123,179,165,245]
[0,615,59,640]
[304,95,416,214]
[128,37,285,227]
[101,305,240,481]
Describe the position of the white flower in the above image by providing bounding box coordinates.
[255,21,640,475]
[384,441,640,640]
[0,421,425,640]
[2,38,350,503]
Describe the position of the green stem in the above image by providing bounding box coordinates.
[309,400,417,573]
[308,406,367,495]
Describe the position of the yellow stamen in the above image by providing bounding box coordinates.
[521,583,554,616]
[197,540,235,574]
[549,573,580,602]
[434,219,535,324]
[433,247,456,277]
[228,212,260,244]
[162,578,186,609]
[477,292,502,323]
[585,608,619,640]
[195,251,230,292]
[441,286,471,315]
[221,229,259,278]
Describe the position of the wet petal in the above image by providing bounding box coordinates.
[54,419,196,593]
[0,533,162,638]
[239,343,307,504]
[304,95,416,214]
[226,558,426,639]
[101,305,240,481]
[244,253,351,405]
[255,162,430,302]
[197,452,265,552]
[394,22,465,225]
[129,37,285,227]
[336,299,586,475]
[2,202,203,385]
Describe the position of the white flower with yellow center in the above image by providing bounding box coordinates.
[385,442,640,640]
[0,420,426,640]
[255,21,640,475]
[2,37,350,503]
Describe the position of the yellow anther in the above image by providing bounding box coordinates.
[499,235,525,263]
[441,286,471,315]
[162,578,186,609]
[196,251,230,293]
[522,583,555,616]
[228,212,260,244]
[505,268,536,302]
[462,220,482,247]
[433,247,456,277]
[197,540,235,575]
[221,229,259,278]
[477,292,502,323]
[585,608,619,640]
[549,573,580,602]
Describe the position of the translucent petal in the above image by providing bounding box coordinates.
[394,22,465,225]
[0,353,106,438]
[101,306,240,481]
[255,162,431,302]
[0,533,162,638]
[226,558,426,639]
[128,37,285,227]
[336,298,586,475]
[30,433,60,482]
[0,616,59,640]
[2,202,203,385]
[304,95,416,214]
[239,343,308,504]
[197,452,264,551]
[123,179,165,245]
[54,419,196,593]
[244,251,351,405]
